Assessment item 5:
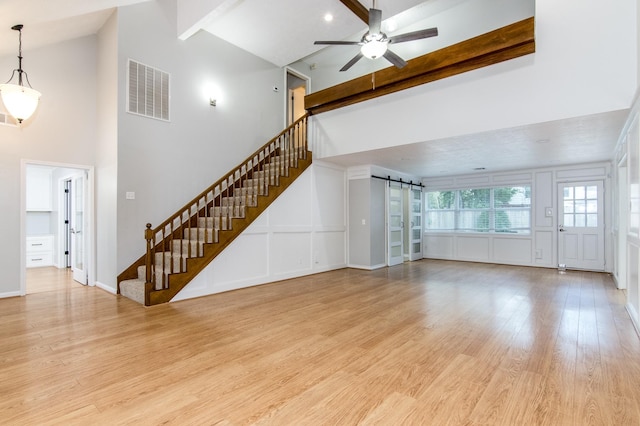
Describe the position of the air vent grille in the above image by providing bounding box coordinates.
[127,59,170,121]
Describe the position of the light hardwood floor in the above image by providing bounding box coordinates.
[26,266,81,294]
[3,260,640,425]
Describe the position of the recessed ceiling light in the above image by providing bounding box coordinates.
[324,13,333,22]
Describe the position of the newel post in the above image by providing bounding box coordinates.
[144,223,153,306]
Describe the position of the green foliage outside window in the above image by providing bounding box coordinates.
[425,186,530,233]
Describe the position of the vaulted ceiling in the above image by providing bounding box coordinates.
[0,0,629,178]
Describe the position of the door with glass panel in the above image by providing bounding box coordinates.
[71,172,87,284]
[409,188,423,261]
[388,182,404,266]
[557,181,605,271]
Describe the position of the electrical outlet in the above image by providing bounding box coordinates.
[125,191,135,200]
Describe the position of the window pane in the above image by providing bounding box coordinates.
[586,214,597,227]
[390,215,401,227]
[494,186,530,208]
[426,211,455,230]
[496,210,530,230]
[564,187,573,199]
[575,200,586,213]
[426,191,455,209]
[412,229,421,240]
[564,214,574,227]
[575,214,586,227]
[459,211,489,231]
[575,186,585,199]
[586,200,597,213]
[586,185,597,199]
[459,189,490,209]
[564,200,574,213]
[413,216,421,227]
[390,200,401,215]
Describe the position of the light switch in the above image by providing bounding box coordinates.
[126,191,135,200]
[361,219,366,225]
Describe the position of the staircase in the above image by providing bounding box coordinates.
[117,114,312,306]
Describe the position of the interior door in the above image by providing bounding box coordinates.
[409,187,423,261]
[71,172,87,284]
[388,182,404,266]
[558,181,605,271]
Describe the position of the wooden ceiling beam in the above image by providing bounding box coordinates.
[338,0,369,24]
[305,17,535,115]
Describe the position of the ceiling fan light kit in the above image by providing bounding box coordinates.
[360,34,387,59]
[314,6,438,72]
[0,24,41,124]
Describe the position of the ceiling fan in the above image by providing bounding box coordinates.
[314,2,438,72]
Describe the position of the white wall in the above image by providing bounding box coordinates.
[309,0,636,160]
[95,11,119,293]
[423,162,611,270]
[115,1,287,277]
[172,161,347,301]
[0,36,98,297]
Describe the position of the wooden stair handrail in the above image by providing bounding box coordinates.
[116,113,311,305]
[149,113,310,236]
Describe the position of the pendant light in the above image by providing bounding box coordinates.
[0,25,41,124]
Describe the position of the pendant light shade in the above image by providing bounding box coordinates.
[0,84,41,122]
[0,25,41,123]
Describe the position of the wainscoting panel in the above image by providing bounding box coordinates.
[172,163,347,302]
[424,235,454,259]
[457,236,490,261]
[493,237,532,264]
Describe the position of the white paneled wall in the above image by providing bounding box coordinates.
[172,162,347,301]
[423,163,611,269]
[614,92,640,332]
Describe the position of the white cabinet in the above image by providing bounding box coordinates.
[26,235,54,268]
[26,166,53,211]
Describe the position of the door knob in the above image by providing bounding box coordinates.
[559,225,565,232]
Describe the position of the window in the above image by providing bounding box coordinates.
[425,186,531,234]
[563,184,598,227]
[426,191,455,230]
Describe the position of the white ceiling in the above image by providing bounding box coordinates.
[0,0,628,178]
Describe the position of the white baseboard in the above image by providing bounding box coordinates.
[95,281,117,295]
[0,291,22,299]
[348,263,387,270]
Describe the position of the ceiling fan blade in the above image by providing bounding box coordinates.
[340,52,364,72]
[383,49,407,69]
[369,8,382,35]
[388,27,438,44]
[314,40,361,45]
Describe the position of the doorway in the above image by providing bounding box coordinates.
[22,161,94,294]
[557,180,605,271]
[285,68,309,127]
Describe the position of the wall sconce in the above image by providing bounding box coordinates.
[209,98,216,107]
[0,25,41,123]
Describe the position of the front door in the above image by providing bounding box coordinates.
[388,182,404,266]
[71,172,87,284]
[558,181,605,271]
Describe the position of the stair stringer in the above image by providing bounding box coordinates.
[170,162,327,302]
[146,154,312,305]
